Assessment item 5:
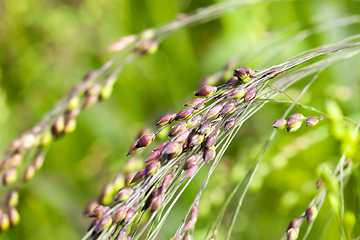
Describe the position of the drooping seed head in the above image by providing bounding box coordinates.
[88,205,110,218]
[205,133,217,148]
[127,139,139,156]
[114,187,134,202]
[113,205,127,222]
[0,213,10,231]
[188,133,204,147]
[155,113,177,127]
[107,35,137,52]
[136,133,155,148]
[305,205,318,222]
[224,116,237,132]
[8,208,20,227]
[228,87,247,99]
[145,161,160,178]
[145,151,162,163]
[84,200,99,216]
[5,191,19,208]
[175,107,195,121]
[221,102,236,116]
[204,147,216,164]
[33,154,45,171]
[22,165,36,182]
[183,154,200,170]
[184,98,204,107]
[272,118,287,130]
[124,206,135,223]
[194,85,217,97]
[233,66,254,83]
[95,215,112,233]
[225,76,238,85]
[205,104,224,120]
[286,227,299,240]
[2,168,17,186]
[244,87,258,102]
[306,116,318,127]
[183,163,199,180]
[289,113,306,121]
[130,168,145,183]
[186,115,202,129]
[51,116,65,137]
[168,122,187,138]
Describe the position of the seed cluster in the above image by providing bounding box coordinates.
[272,113,324,132]
[83,66,274,239]
[0,73,117,232]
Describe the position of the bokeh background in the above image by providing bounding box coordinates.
[0,0,359,239]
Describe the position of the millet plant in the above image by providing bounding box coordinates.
[0,0,359,240]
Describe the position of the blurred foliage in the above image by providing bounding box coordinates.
[0,0,360,239]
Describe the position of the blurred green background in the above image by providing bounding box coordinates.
[0,0,359,239]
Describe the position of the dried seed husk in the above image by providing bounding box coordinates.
[186,115,201,129]
[183,154,200,170]
[183,163,198,180]
[224,76,238,85]
[198,122,211,135]
[305,205,318,222]
[8,208,20,227]
[224,116,237,132]
[205,133,217,148]
[126,139,139,156]
[221,102,236,116]
[22,164,36,182]
[175,129,191,143]
[5,191,19,208]
[228,87,247,99]
[124,206,135,223]
[84,200,99,216]
[188,133,204,147]
[51,116,65,137]
[2,168,17,186]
